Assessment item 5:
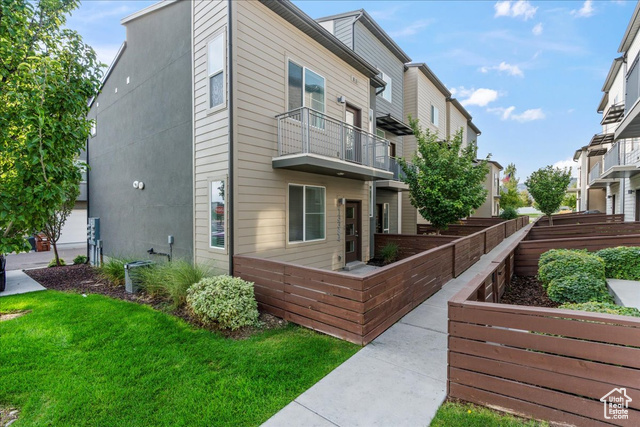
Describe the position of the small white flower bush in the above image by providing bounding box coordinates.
[186,275,259,330]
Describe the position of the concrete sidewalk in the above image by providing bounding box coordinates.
[263,226,530,427]
[1,270,46,297]
[5,245,87,271]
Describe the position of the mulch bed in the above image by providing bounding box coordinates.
[500,275,559,308]
[24,264,287,339]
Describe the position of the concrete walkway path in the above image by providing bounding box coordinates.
[263,226,530,427]
[1,270,46,297]
[5,245,86,271]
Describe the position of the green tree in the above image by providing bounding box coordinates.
[0,0,101,256]
[42,182,80,266]
[499,163,522,210]
[525,166,572,225]
[562,193,577,210]
[519,189,532,207]
[399,120,489,233]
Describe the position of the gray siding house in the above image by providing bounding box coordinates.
[317,10,413,252]
[87,0,193,260]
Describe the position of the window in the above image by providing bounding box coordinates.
[431,105,439,126]
[288,60,325,113]
[289,184,325,242]
[382,203,389,233]
[210,180,225,249]
[90,121,96,137]
[376,129,386,139]
[208,32,226,109]
[389,142,396,158]
[379,71,392,103]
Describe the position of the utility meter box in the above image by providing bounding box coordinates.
[87,217,100,245]
[124,261,154,294]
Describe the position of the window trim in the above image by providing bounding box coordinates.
[378,70,392,103]
[286,58,326,115]
[207,28,227,114]
[287,183,327,244]
[382,203,390,234]
[208,177,228,252]
[431,105,439,126]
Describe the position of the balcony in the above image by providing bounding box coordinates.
[376,158,409,191]
[616,57,640,139]
[274,107,393,181]
[588,161,615,188]
[601,140,640,179]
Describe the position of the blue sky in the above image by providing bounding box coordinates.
[66,0,635,180]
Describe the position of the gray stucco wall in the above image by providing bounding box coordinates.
[353,21,404,119]
[87,0,193,261]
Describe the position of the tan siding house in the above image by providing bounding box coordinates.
[192,0,386,272]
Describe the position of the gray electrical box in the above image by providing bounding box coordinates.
[87,217,100,245]
[124,261,154,294]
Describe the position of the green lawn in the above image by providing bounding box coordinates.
[431,402,548,427]
[0,291,358,426]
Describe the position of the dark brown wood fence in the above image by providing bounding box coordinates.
[448,223,640,426]
[515,234,640,276]
[235,217,527,345]
[527,221,640,241]
[535,213,624,227]
[374,234,457,259]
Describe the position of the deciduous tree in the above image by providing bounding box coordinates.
[399,120,489,233]
[525,166,572,225]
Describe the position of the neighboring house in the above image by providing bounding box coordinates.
[589,1,640,221]
[88,0,497,273]
[87,0,194,260]
[573,146,589,211]
[315,9,413,255]
[474,161,502,218]
[56,153,88,247]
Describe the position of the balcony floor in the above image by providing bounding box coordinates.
[272,153,393,181]
[601,164,640,179]
[589,178,617,188]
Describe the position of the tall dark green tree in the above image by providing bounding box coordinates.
[525,166,572,225]
[0,0,101,256]
[399,120,489,233]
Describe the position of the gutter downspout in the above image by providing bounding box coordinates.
[86,135,90,261]
[228,0,235,275]
[191,0,196,264]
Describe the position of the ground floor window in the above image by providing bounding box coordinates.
[289,184,325,242]
[210,180,226,249]
[382,203,390,233]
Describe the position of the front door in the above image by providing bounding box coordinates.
[345,105,361,163]
[636,192,640,221]
[612,195,616,215]
[345,201,362,264]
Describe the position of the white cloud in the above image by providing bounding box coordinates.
[571,0,594,17]
[459,88,500,107]
[479,61,524,77]
[488,106,545,122]
[494,1,537,20]
[388,19,433,38]
[553,158,577,177]
[532,23,543,36]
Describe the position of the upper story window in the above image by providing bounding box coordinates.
[379,71,392,103]
[288,60,325,113]
[431,105,439,126]
[90,121,96,137]
[208,31,226,110]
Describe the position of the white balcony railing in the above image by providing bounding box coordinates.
[589,162,602,185]
[603,140,640,173]
[276,107,391,172]
[604,141,621,172]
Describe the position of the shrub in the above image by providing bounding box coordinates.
[595,246,640,280]
[547,273,612,304]
[186,275,259,330]
[378,242,400,264]
[98,256,134,287]
[499,206,518,220]
[47,258,65,267]
[538,248,587,269]
[538,250,604,290]
[138,260,213,308]
[73,255,88,265]
[560,301,640,317]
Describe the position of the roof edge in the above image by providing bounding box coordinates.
[88,41,127,108]
[120,0,178,25]
[468,120,481,136]
[619,1,640,53]
[601,57,624,93]
[406,62,451,98]
[449,98,473,120]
